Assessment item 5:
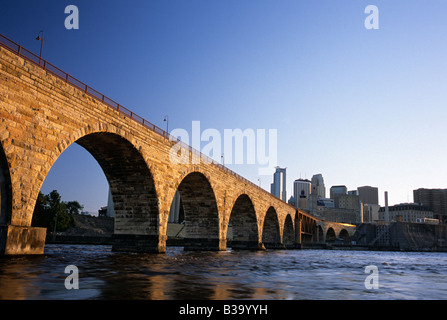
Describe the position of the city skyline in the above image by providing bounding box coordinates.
[1,1,446,213]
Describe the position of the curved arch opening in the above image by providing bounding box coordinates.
[76,133,159,237]
[262,207,281,249]
[283,214,295,249]
[228,194,260,250]
[0,143,12,225]
[176,172,221,251]
[326,227,336,243]
[34,132,160,252]
[339,229,350,244]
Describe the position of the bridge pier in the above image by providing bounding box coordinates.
[112,234,167,253]
[0,225,46,255]
[294,218,302,249]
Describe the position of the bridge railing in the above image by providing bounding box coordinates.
[0,33,294,209]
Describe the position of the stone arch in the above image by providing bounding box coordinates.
[175,171,222,251]
[283,214,295,249]
[228,193,261,250]
[339,229,350,244]
[326,227,336,243]
[262,206,282,249]
[75,133,159,232]
[40,127,161,252]
[0,141,12,225]
[164,166,218,221]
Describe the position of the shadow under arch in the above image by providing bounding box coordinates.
[0,142,12,226]
[262,207,282,249]
[283,214,295,249]
[228,193,261,250]
[326,227,336,243]
[46,132,160,252]
[339,229,350,244]
[176,171,222,251]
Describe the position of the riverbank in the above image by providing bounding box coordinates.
[46,214,447,253]
[46,214,114,244]
[46,215,196,246]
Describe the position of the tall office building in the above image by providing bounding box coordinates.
[357,186,379,205]
[293,179,311,209]
[270,167,287,201]
[330,185,348,198]
[330,185,347,207]
[311,174,325,198]
[413,188,447,223]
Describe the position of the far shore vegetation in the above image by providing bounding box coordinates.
[32,190,83,233]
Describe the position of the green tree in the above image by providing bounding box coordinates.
[32,190,76,233]
[64,200,83,215]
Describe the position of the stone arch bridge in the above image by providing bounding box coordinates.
[0,34,354,255]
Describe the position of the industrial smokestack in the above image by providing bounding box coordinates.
[384,191,390,223]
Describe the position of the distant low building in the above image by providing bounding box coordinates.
[413,188,447,223]
[363,203,380,222]
[288,196,296,207]
[315,207,358,225]
[338,194,361,212]
[378,203,434,223]
[317,198,334,208]
[98,206,107,217]
[307,189,362,224]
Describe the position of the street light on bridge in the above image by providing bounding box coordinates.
[35,30,44,63]
[164,115,168,133]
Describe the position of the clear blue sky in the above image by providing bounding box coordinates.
[1,1,447,213]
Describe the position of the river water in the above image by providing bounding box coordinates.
[0,244,446,300]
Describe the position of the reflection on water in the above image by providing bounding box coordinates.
[0,244,447,300]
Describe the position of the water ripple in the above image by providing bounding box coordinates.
[1,245,447,299]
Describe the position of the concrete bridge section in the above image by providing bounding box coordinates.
[0,34,319,255]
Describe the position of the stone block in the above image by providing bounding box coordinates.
[0,225,46,255]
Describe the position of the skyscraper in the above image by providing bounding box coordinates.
[293,179,311,209]
[330,185,348,208]
[357,186,379,205]
[270,167,287,201]
[311,174,325,198]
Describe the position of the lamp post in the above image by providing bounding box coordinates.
[163,115,169,133]
[36,30,44,63]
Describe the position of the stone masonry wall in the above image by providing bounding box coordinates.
[0,44,317,253]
